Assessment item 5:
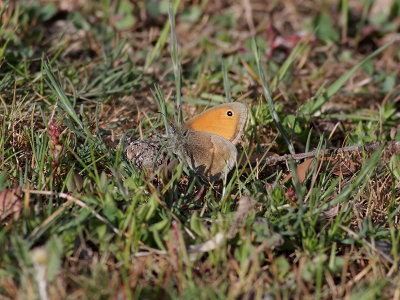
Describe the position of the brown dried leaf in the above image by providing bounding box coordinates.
[295,158,315,183]
[282,158,314,184]
[0,186,23,221]
[283,156,358,184]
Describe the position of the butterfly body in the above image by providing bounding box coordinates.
[169,102,247,181]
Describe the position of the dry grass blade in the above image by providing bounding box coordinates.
[26,190,122,239]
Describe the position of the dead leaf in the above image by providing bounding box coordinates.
[283,156,357,184]
[0,186,23,221]
[282,158,315,184]
[295,158,315,183]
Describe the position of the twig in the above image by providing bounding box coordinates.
[260,141,400,165]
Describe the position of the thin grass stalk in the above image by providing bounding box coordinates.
[222,59,231,102]
[168,3,183,125]
[323,145,383,210]
[145,0,181,69]
[152,84,170,138]
[341,0,348,41]
[355,0,374,45]
[302,42,392,115]
[252,38,295,155]
[275,38,309,87]
[42,60,83,129]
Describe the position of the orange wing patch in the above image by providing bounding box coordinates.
[185,107,239,141]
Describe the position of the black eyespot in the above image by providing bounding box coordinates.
[227,110,233,117]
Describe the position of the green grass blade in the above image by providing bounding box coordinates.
[42,60,83,129]
[168,3,183,125]
[145,0,181,69]
[252,38,295,155]
[302,41,393,115]
[222,59,231,102]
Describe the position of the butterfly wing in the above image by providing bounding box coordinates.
[184,102,247,145]
[172,129,237,181]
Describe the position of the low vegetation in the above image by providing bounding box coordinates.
[0,0,399,298]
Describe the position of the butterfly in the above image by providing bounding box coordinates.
[169,102,248,181]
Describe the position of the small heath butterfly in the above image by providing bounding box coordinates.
[169,102,247,181]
